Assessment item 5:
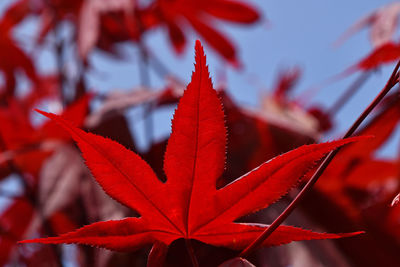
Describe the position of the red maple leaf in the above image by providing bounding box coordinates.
[20,41,364,265]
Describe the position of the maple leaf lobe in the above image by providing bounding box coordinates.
[164,39,227,235]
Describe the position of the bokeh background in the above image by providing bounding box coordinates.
[0,0,398,147]
[1,1,400,266]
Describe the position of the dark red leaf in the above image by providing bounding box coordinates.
[1,199,34,266]
[357,42,400,70]
[203,0,260,23]
[0,0,30,33]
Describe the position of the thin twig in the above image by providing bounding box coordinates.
[327,71,372,116]
[54,35,67,106]
[138,42,154,148]
[146,48,172,79]
[139,44,151,87]
[240,60,400,257]
[185,239,199,267]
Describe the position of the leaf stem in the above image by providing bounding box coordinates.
[139,43,151,88]
[53,26,67,107]
[327,71,372,116]
[239,60,400,258]
[185,239,199,267]
[138,42,154,149]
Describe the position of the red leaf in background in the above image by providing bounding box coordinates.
[32,145,89,230]
[272,67,302,106]
[357,42,400,70]
[337,94,400,163]
[165,20,186,53]
[0,94,89,149]
[0,36,38,98]
[385,202,400,243]
[0,1,40,99]
[332,41,400,77]
[85,81,184,128]
[0,199,34,266]
[334,2,400,48]
[35,0,83,45]
[0,200,74,267]
[333,94,400,161]
[202,0,259,23]
[144,0,260,65]
[314,94,400,221]
[346,159,399,190]
[47,211,78,235]
[77,0,135,59]
[21,75,60,110]
[34,0,259,64]
[0,99,47,180]
[0,100,35,149]
[21,41,364,265]
[187,16,239,67]
[0,95,89,181]
[38,94,90,141]
[0,0,30,33]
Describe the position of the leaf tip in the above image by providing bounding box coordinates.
[194,40,207,65]
[34,108,52,118]
[346,230,365,237]
[329,230,364,239]
[345,135,374,143]
[17,239,33,244]
[195,39,204,53]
